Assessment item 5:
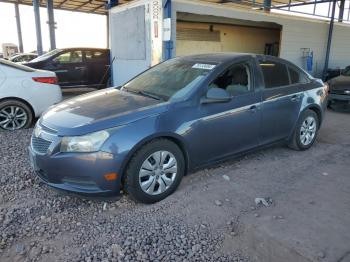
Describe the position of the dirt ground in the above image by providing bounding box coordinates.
[0,107,349,262]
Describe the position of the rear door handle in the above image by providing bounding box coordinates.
[75,66,85,70]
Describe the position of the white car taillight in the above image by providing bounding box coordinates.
[32,77,58,85]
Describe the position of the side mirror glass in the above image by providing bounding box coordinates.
[201,87,231,104]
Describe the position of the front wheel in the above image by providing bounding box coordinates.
[288,109,319,151]
[124,139,185,203]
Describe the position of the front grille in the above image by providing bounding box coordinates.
[31,136,52,154]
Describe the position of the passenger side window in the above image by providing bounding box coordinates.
[54,51,82,64]
[209,63,251,96]
[259,60,289,88]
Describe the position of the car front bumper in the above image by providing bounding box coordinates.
[28,145,122,196]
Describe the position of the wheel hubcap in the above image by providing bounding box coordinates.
[139,151,178,196]
[300,116,317,146]
[0,106,28,130]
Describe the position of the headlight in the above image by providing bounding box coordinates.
[60,130,110,153]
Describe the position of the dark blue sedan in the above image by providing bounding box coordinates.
[29,53,328,203]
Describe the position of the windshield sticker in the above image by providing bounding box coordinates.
[192,63,216,70]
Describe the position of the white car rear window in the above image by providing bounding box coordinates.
[0,58,35,72]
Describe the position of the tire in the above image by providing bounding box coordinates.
[288,109,319,151]
[124,139,185,203]
[0,99,33,130]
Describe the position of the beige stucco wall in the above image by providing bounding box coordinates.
[176,21,280,56]
[173,0,350,76]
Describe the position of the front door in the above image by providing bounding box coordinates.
[187,59,262,166]
[47,50,86,87]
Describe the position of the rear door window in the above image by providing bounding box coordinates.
[259,59,289,88]
[85,50,108,62]
[288,66,309,84]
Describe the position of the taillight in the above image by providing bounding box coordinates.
[32,77,58,85]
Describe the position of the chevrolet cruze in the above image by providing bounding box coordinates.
[29,54,328,203]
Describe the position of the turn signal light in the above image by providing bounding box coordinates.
[32,77,58,85]
[104,173,118,181]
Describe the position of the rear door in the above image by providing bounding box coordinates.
[84,50,110,87]
[258,57,304,145]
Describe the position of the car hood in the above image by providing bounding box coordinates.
[41,88,168,136]
[328,75,350,90]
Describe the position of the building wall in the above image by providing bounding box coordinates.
[172,0,350,76]
[176,22,281,56]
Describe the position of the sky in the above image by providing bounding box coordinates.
[0,2,107,53]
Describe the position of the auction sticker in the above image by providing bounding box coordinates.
[192,63,216,70]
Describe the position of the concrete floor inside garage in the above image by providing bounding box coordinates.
[0,103,349,261]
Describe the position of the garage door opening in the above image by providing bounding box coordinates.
[176,12,282,57]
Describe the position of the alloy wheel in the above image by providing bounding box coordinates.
[138,151,178,196]
[0,106,28,130]
[299,116,317,146]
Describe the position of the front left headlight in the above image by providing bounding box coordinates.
[60,130,110,153]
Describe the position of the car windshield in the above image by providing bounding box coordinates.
[30,49,62,63]
[122,59,217,101]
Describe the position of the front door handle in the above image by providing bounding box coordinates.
[249,105,259,113]
[75,66,85,70]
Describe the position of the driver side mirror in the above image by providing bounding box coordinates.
[201,87,231,104]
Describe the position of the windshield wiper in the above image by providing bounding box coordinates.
[138,90,163,100]
[123,87,163,101]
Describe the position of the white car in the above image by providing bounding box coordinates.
[0,59,62,130]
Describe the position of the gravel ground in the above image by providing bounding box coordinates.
[0,129,249,262]
[0,108,349,262]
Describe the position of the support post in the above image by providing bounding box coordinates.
[264,0,272,12]
[106,13,109,48]
[164,0,173,60]
[46,0,56,50]
[33,0,43,55]
[338,0,345,22]
[14,3,24,53]
[322,0,337,81]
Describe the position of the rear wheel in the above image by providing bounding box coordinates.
[124,139,185,203]
[0,100,33,130]
[288,109,319,151]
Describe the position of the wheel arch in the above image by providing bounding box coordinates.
[119,133,190,184]
[304,104,323,126]
[0,96,35,118]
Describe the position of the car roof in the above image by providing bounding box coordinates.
[178,53,256,64]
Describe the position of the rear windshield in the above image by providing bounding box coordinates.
[0,59,35,72]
